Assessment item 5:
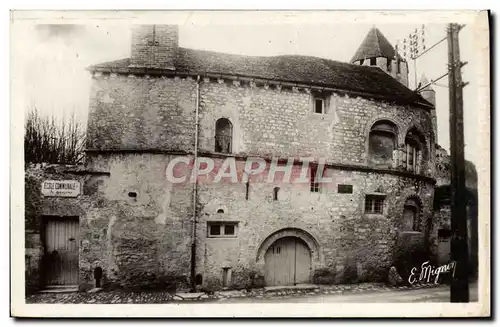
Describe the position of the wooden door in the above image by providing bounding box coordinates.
[264,237,311,286]
[437,229,451,265]
[294,240,311,284]
[44,217,79,285]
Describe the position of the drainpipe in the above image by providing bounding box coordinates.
[190,75,201,291]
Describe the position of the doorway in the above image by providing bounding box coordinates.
[264,237,311,286]
[43,217,79,286]
[437,229,452,265]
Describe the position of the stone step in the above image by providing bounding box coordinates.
[264,284,319,293]
[173,292,208,300]
[40,285,79,293]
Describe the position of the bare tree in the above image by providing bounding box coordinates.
[24,107,86,165]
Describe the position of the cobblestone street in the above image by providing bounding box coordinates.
[25,282,467,304]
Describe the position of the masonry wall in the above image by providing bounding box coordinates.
[197,78,435,176]
[25,164,108,293]
[87,74,435,177]
[194,158,435,289]
[84,153,193,290]
[84,72,436,290]
[86,74,197,152]
[25,156,194,293]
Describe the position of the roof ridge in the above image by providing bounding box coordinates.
[178,46,356,67]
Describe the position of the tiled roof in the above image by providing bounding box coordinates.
[89,47,432,108]
[351,28,398,63]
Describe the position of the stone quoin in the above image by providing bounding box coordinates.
[24,25,477,293]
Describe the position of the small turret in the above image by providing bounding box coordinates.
[351,27,409,87]
[418,74,437,145]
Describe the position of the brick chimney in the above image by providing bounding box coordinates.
[130,25,178,70]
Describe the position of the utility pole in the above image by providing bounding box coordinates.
[447,23,469,303]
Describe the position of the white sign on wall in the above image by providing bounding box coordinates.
[41,180,81,197]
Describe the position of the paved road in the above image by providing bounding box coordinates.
[215,284,479,303]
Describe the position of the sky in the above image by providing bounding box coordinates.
[16,18,480,164]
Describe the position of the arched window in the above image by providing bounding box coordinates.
[403,198,420,231]
[368,120,397,167]
[215,118,233,153]
[405,128,426,173]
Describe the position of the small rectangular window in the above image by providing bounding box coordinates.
[310,166,320,193]
[338,184,353,194]
[210,224,221,236]
[208,222,238,238]
[224,224,235,235]
[314,98,324,114]
[273,187,279,201]
[406,143,419,173]
[370,57,377,65]
[365,195,384,214]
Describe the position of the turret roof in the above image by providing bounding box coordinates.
[351,27,398,63]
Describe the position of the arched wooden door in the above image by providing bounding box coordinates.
[264,237,311,286]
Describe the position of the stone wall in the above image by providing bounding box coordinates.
[83,153,194,290]
[25,157,194,293]
[88,74,435,176]
[196,78,434,173]
[435,145,478,189]
[25,164,108,293]
[26,157,434,292]
[83,72,437,289]
[86,74,197,152]
[194,158,435,288]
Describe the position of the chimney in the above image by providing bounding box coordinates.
[130,25,178,70]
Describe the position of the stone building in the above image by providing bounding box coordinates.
[26,26,441,292]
